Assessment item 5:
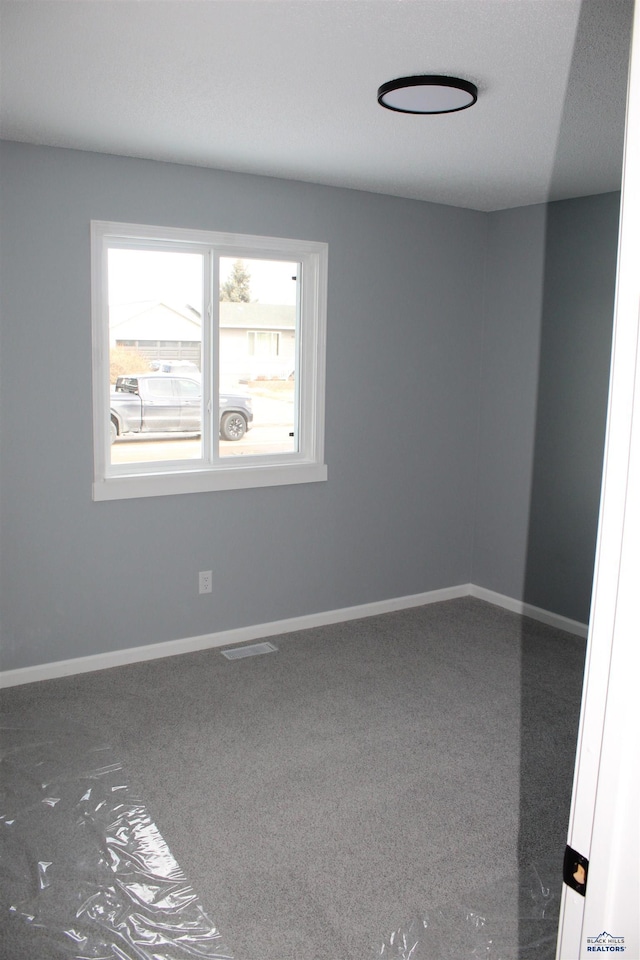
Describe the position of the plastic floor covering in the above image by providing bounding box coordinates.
[1,719,560,960]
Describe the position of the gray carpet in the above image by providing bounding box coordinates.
[0,597,586,960]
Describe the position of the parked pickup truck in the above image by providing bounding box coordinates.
[110,375,253,443]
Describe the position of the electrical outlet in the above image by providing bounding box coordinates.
[199,570,212,594]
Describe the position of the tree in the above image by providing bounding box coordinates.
[220,259,252,302]
[109,345,151,384]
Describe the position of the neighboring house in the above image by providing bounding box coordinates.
[110,300,296,380]
[110,301,203,365]
[221,302,296,381]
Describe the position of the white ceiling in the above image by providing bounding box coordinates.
[0,0,634,211]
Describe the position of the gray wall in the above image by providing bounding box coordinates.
[472,193,620,623]
[472,204,548,603]
[0,143,621,671]
[0,142,486,671]
[523,193,620,622]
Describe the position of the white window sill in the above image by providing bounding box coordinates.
[93,462,328,501]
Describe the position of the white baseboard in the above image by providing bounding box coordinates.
[0,582,587,689]
[0,584,469,688]
[468,584,589,638]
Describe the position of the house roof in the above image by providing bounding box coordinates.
[110,302,202,341]
[110,300,295,341]
[220,302,295,331]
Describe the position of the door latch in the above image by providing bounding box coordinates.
[563,845,589,896]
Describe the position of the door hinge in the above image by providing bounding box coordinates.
[563,844,589,896]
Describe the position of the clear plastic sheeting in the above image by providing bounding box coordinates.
[377,864,560,960]
[0,720,233,960]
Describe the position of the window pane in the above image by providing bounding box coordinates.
[174,379,200,398]
[219,257,298,457]
[108,249,203,465]
[248,330,280,357]
[146,378,175,398]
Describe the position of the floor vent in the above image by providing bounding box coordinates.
[221,641,278,660]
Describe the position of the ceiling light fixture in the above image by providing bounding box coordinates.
[377,75,478,115]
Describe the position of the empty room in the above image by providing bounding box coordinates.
[1,2,638,959]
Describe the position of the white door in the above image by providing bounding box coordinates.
[556,1,640,956]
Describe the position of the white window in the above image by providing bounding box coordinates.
[91,221,328,500]
[247,330,280,357]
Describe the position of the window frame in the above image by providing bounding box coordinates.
[91,221,328,501]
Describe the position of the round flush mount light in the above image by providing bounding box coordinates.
[377,75,478,115]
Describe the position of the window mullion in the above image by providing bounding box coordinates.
[293,263,302,454]
[210,250,221,465]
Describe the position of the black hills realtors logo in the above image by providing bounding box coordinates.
[586,931,626,952]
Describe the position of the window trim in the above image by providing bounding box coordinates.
[91,221,328,500]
